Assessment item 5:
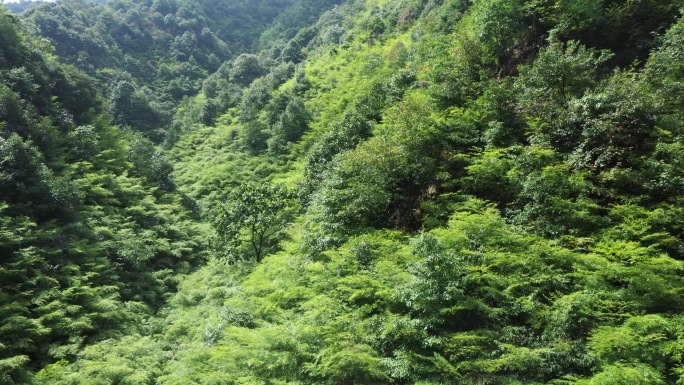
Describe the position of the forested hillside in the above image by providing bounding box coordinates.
[0,7,209,383]
[4,0,684,383]
[17,0,342,142]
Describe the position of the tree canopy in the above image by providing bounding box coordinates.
[214,182,294,262]
[4,0,684,383]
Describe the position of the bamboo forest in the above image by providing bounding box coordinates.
[3,0,684,383]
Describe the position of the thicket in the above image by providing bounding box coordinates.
[0,8,208,383]
[5,0,684,383]
[15,0,341,143]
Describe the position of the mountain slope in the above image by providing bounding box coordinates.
[31,0,684,383]
[0,7,209,383]
[5,0,684,383]
[19,0,343,142]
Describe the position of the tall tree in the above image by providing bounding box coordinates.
[214,182,294,262]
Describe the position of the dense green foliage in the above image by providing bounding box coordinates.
[5,0,684,383]
[213,182,296,262]
[16,0,342,142]
[0,7,208,383]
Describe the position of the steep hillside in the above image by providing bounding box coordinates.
[19,0,343,142]
[5,0,684,383]
[0,7,209,383]
[28,0,684,383]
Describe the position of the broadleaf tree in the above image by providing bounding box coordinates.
[213,182,294,263]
